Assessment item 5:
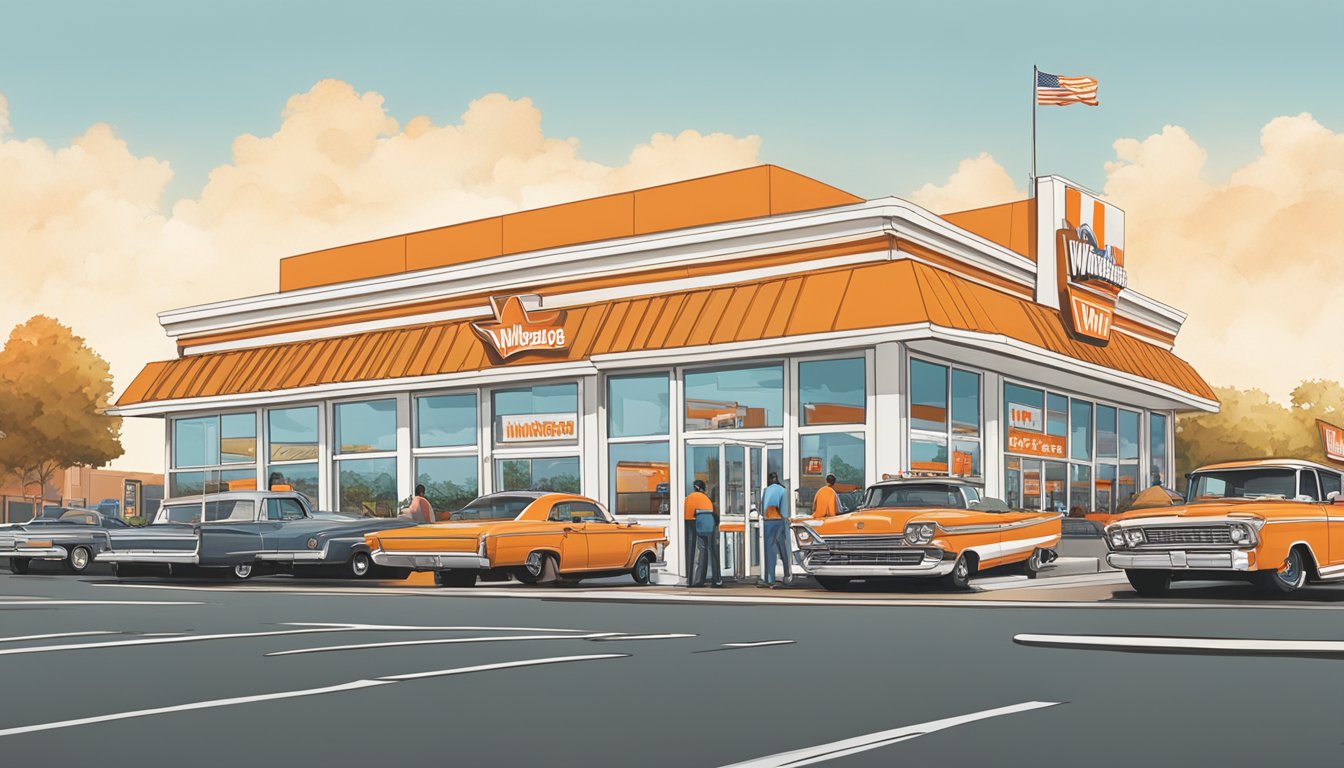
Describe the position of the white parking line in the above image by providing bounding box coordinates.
[265,633,623,656]
[0,600,204,607]
[1015,633,1344,655]
[0,654,629,738]
[721,640,796,648]
[588,633,698,641]
[718,701,1062,767]
[0,631,120,644]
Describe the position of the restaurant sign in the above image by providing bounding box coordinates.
[472,295,569,361]
[1007,429,1066,458]
[1317,419,1344,464]
[1053,184,1127,346]
[498,412,578,443]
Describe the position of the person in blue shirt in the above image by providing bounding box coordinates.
[759,472,792,588]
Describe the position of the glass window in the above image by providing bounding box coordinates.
[335,400,396,454]
[336,457,398,517]
[1188,467,1296,500]
[203,499,255,523]
[267,463,318,503]
[609,442,670,515]
[685,445,722,512]
[1097,464,1118,514]
[1005,456,1024,509]
[1299,471,1322,501]
[1044,461,1068,514]
[951,439,981,478]
[910,359,948,432]
[493,383,579,443]
[608,374,670,437]
[455,495,534,521]
[415,456,479,515]
[174,416,219,468]
[497,457,581,493]
[910,436,948,474]
[266,498,307,521]
[1149,413,1168,487]
[169,468,256,497]
[798,433,865,514]
[800,358,865,426]
[951,369,981,436]
[550,501,610,524]
[684,364,783,430]
[1096,405,1118,459]
[1047,394,1068,438]
[269,407,318,462]
[1005,384,1045,433]
[1070,463,1092,516]
[1021,458,1043,511]
[1321,471,1343,499]
[220,414,257,464]
[416,394,477,448]
[1070,400,1093,461]
[1118,464,1140,509]
[1118,410,1140,461]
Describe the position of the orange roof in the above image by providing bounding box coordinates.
[278,165,863,292]
[941,199,1035,260]
[118,260,1215,407]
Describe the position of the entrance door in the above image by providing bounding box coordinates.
[684,439,776,581]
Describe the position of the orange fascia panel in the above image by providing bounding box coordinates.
[406,217,503,272]
[941,199,1035,260]
[767,166,865,214]
[786,269,852,336]
[633,166,771,234]
[502,193,635,255]
[279,237,406,292]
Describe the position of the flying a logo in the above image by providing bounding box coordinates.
[471,295,569,361]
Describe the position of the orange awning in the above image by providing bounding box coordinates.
[118,260,1215,407]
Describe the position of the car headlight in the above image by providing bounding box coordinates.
[1108,528,1126,549]
[1229,524,1251,544]
[904,522,937,545]
[1124,528,1145,547]
[307,537,319,550]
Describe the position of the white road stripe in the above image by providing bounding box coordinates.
[718,701,1061,767]
[588,633,697,641]
[0,631,121,644]
[265,633,623,656]
[0,600,204,607]
[283,622,589,633]
[1015,633,1344,654]
[722,640,795,648]
[0,654,628,738]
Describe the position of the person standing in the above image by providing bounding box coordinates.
[685,479,722,588]
[760,472,792,588]
[811,474,841,519]
[400,484,435,523]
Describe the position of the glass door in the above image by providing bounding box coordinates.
[685,438,774,581]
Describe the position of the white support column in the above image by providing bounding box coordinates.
[872,342,905,477]
[318,401,333,511]
[864,346,877,487]
[669,368,687,583]
[581,375,600,498]
[395,393,413,502]
[256,408,268,493]
[982,371,1004,499]
[479,387,493,495]
[163,418,174,498]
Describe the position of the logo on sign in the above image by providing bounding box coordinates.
[1009,404,1043,432]
[1007,429,1067,458]
[498,412,578,443]
[472,295,568,361]
[1066,224,1128,289]
[1318,419,1344,464]
[1068,290,1114,342]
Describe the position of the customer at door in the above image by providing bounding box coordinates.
[685,479,721,587]
[760,472,792,588]
[812,474,841,519]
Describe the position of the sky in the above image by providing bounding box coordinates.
[2,0,1343,471]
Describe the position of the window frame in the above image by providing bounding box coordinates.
[168,409,261,499]
[908,355,983,479]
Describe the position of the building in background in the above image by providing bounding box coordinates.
[0,467,163,523]
[108,166,1216,580]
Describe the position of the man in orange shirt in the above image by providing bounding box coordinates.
[812,474,841,519]
[684,479,721,587]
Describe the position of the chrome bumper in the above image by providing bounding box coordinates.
[800,548,957,578]
[370,550,490,571]
[1107,549,1253,572]
[0,546,68,560]
[97,550,199,564]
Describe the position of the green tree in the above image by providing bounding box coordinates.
[0,317,123,508]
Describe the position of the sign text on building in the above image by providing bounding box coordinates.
[498,412,578,443]
[1009,404,1044,432]
[1007,429,1066,458]
[1318,419,1344,465]
[472,295,569,361]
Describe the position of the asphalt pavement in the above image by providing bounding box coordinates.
[2,567,1343,767]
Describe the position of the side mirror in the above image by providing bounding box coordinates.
[1329,491,1343,504]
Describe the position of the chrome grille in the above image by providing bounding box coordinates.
[1142,526,1233,545]
[808,551,925,567]
[822,535,906,551]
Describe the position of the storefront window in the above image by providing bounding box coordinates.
[415,456,478,515]
[910,359,948,431]
[169,468,257,497]
[417,394,477,448]
[1096,405,1118,459]
[1097,464,1118,514]
[608,374,669,438]
[493,383,579,444]
[684,364,782,430]
[800,358,865,426]
[1044,461,1068,514]
[1119,409,1140,461]
[798,433,864,514]
[336,457,397,517]
[171,413,258,498]
[911,359,980,477]
[269,407,318,462]
[952,439,981,478]
[685,445,722,511]
[335,400,396,454]
[1070,463,1092,515]
[1118,464,1141,510]
[174,416,219,468]
[266,463,318,502]
[1150,413,1169,487]
[1047,394,1068,437]
[1070,400,1093,461]
[497,457,581,493]
[951,370,980,436]
[609,442,670,515]
[911,436,948,474]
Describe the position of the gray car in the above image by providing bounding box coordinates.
[98,491,418,580]
[0,509,130,575]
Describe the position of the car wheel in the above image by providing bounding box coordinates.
[941,555,973,590]
[8,558,30,575]
[1022,548,1048,579]
[631,552,655,585]
[229,562,255,580]
[343,551,372,579]
[435,570,477,588]
[1125,569,1172,596]
[1258,548,1307,594]
[63,545,94,575]
[815,576,852,591]
[516,551,548,584]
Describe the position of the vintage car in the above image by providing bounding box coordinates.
[366,491,668,587]
[0,508,131,574]
[99,490,417,580]
[791,477,1062,590]
[1105,459,1344,596]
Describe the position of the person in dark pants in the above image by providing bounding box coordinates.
[759,472,792,588]
[685,479,722,587]
[683,480,711,581]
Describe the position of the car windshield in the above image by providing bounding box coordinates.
[1188,468,1297,501]
[862,484,969,509]
[160,505,200,524]
[452,495,536,521]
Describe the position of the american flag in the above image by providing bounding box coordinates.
[1036,70,1099,106]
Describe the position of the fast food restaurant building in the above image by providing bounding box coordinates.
[110,165,1217,580]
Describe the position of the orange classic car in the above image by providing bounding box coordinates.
[791,477,1062,590]
[366,491,667,587]
[1105,459,1344,596]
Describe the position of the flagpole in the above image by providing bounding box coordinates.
[1030,65,1037,198]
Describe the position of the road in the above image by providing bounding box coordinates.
[2,566,1343,767]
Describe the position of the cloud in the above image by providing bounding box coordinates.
[0,79,762,472]
[908,151,1026,213]
[914,114,1344,405]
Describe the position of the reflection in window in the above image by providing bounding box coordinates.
[174,416,219,468]
[267,463,318,502]
[1097,464,1118,514]
[1070,400,1093,461]
[417,394,477,448]
[798,433,865,514]
[951,439,981,477]
[336,457,398,517]
[685,445,721,512]
[1118,464,1140,508]
[800,358,865,426]
[608,374,669,438]
[609,442,669,515]
[169,468,257,497]
[1005,384,1045,433]
[1070,463,1092,515]
[684,364,783,430]
[1149,413,1168,487]
[1118,410,1140,460]
[335,400,397,454]
[269,407,318,462]
[1044,461,1068,513]
[910,359,948,431]
[1047,394,1068,438]
[951,370,981,436]
[497,457,580,493]
[415,456,479,515]
[1096,405,1118,459]
[493,383,579,444]
[910,436,948,474]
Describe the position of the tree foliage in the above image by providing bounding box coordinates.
[0,317,123,501]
